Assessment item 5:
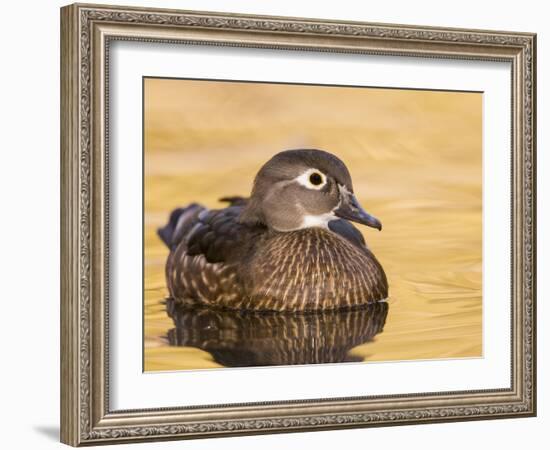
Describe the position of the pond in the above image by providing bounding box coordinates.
[143,79,482,371]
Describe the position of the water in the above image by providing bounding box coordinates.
[165,299,389,367]
[143,79,482,371]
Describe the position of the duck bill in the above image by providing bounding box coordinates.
[334,192,382,231]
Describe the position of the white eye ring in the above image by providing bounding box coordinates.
[295,168,327,190]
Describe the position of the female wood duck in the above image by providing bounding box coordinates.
[158,149,388,312]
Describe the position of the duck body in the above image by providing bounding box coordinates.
[159,149,388,312]
[160,201,388,312]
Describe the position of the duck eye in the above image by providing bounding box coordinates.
[309,172,323,186]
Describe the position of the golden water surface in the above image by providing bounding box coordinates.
[143,78,482,371]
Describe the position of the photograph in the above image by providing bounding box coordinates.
[57,2,537,445]
[143,78,482,372]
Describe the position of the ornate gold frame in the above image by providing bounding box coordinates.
[60,3,536,446]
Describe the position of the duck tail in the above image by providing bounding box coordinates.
[157,203,204,249]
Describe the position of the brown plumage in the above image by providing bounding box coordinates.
[159,149,388,312]
[165,298,389,367]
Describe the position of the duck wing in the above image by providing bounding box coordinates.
[328,219,367,249]
[157,200,259,257]
[157,203,203,250]
[184,205,265,264]
[160,203,267,309]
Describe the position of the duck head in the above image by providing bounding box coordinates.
[239,149,382,232]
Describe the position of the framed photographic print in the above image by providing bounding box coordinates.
[60,3,537,446]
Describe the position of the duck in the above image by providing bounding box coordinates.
[158,149,388,312]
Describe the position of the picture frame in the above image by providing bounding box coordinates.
[60,2,536,446]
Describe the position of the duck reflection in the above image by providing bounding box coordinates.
[165,299,389,368]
